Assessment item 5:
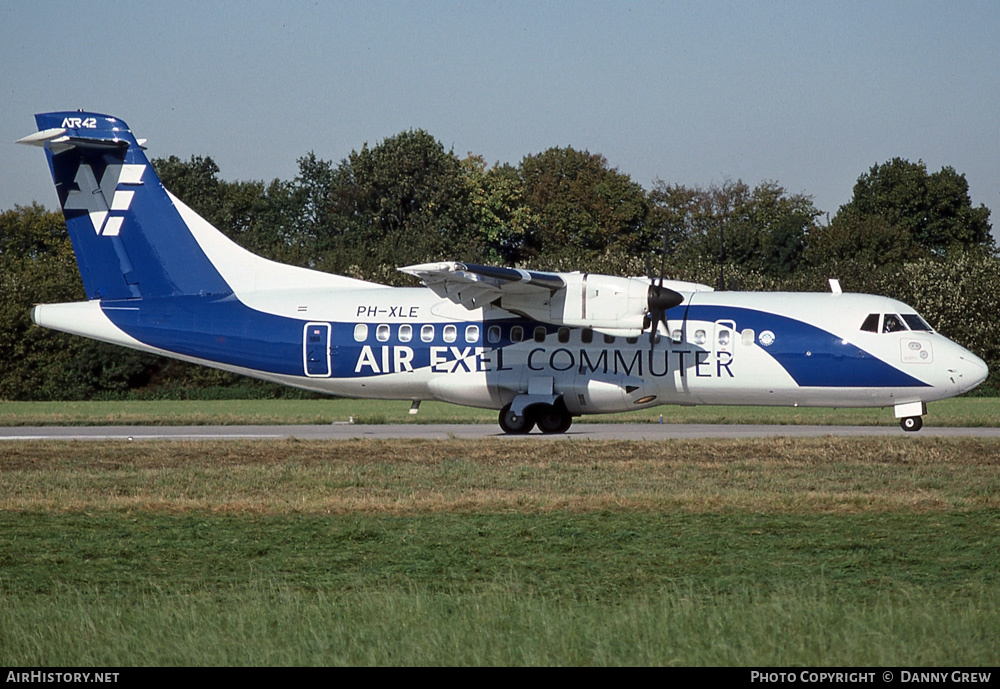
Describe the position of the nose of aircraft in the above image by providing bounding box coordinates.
[951,346,989,393]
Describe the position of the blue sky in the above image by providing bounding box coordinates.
[3,1,998,229]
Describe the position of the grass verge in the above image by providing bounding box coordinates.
[0,437,998,665]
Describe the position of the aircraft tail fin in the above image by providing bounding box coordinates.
[19,111,381,301]
[18,112,234,300]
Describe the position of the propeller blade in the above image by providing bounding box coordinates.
[658,228,668,288]
[645,227,681,345]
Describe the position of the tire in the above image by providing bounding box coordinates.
[498,404,534,434]
[900,416,923,432]
[534,404,572,434]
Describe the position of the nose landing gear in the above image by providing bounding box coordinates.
[895,401,926,433]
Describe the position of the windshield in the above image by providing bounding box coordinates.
[902,314,932,332]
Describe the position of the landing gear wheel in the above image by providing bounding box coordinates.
[900,416,923,432]
[499,404,535,434]
[534,404,573,434]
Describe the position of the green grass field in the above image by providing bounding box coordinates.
[0,396,997,426]
[1,437,998,665]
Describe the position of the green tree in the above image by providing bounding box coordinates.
[461,156,536,265]
[311,130,481,282]
[648,180,820,280]
[833,158,993,257]
[517,147,649,268]
[805,214,921,271]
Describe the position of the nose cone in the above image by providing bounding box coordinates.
[954,348,989,393]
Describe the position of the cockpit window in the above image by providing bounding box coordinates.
[882,314,907,333]
[862,312,931,334]
[902,314,932,332]
[860,314,879,333]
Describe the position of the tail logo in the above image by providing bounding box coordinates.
[63,163,145,237]
[61,116,98,129]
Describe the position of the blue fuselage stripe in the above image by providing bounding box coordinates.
[100,298,929,388]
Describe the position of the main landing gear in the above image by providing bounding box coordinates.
[498,402,573,435]
[900,416,923,432]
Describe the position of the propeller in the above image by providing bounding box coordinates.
[645,230,684,344]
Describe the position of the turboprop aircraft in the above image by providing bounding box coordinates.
[18,111,989,433]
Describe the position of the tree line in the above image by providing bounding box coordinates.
[1,130,995,399]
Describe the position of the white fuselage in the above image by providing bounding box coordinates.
[32,286,989,416]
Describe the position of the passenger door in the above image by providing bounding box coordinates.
[303,323,331,377]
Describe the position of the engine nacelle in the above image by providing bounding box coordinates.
[499,274,652,335]
[560,374,651,414]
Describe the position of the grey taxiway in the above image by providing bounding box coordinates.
[3,423,999,441]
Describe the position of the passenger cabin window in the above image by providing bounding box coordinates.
[882,314,906,333]
[421,325,434,342]
[860,314,879,333]
[376,324,390,342]
[465,325,479,343]
[487,325,501,343]
[558,327,570,343]
[717,329,731,347]
[581,329,593,344]
[443,325,458,343]
[693,329,707,345]
[604,334,615,344]
[902,314,932,331]
[354,324,368,342]
[398,324,412,342]
[671,329,682,343]
[510,326,523,343]
[533,326,546,343]
[626,336,638,344]
[741,329,755,346]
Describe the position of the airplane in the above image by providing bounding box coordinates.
[17,111,989,433]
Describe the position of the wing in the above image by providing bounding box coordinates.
[401,261,691,337]
[399,262,565,310]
